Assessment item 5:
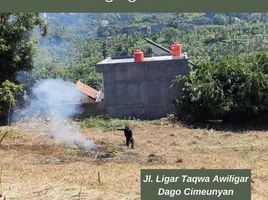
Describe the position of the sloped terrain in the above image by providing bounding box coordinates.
[0,119,267,200]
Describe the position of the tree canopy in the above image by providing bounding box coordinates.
[0,13,45,123]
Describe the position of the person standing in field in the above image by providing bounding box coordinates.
[117,125,134,149]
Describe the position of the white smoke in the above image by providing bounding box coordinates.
[14,79,96,150]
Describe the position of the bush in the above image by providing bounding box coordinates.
[80,115,128,132]
[0,80,24,124]
[191,16,213,26]
[0,80,24,107]
[174,53,268,122]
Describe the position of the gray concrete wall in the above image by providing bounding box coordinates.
[97,57,188,119]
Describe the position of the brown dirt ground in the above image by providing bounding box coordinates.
[0,120,267,200]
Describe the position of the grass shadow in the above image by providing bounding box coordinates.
[177,119,268,133]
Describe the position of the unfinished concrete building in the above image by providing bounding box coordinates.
[96,54,188,119]
[78,41,189,119]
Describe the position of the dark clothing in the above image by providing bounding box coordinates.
[124,128,133,148]
[130,138,134,149]
[126,137,134,149]
[117,127,134,148]
[126,137,131,146]
[124,128,132,140]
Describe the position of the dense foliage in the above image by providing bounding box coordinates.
[0,13,45,123]
[31,13,268,123]
[2,13,268,123]
[0,13,45,82]
[33,13,268,90]
[174,54,268,122]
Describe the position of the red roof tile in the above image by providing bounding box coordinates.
[76,80,97,100]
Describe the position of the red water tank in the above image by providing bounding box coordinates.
[134,50,144,62]
[171,42,182,57]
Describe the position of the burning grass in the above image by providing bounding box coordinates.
[0,118,267,199]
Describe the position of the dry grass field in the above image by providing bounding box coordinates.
[0,119,267,200]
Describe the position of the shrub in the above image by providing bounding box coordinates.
[0,80,24,124]
[0,80,24,108]
[174,53,268,122]
[80,115,128,132]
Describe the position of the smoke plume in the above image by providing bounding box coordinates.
[14,79,96,150]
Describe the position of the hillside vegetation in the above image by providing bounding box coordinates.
[34,13,268,122]
[2,13,268,122]
[0,13,268,200]
[175,53,268,121]
[33,13,268,87]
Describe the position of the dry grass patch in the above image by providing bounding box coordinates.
[0,119,267,199]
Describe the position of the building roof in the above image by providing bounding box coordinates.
[76,80,97,100]
[97,55,187,65]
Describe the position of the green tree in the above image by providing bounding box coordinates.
[0,13,45,124]
[174,54,268,122]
